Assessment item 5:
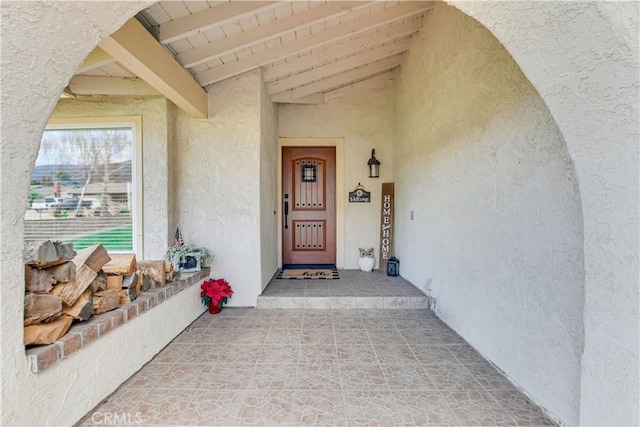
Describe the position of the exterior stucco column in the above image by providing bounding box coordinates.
[0,2,151,424]
[451,2,639,425]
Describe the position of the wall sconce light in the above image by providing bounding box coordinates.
[367,149,381,178]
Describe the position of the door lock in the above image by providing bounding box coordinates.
[284,193,289,229]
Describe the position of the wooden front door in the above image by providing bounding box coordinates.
[282,146,336,265]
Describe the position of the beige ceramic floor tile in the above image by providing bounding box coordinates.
[392,390,460,426]
[247,363,297,390]
[397,329,443,346]
[236,390,295,426]
[332,316,367,329]
[423,364,485,392]
[337,344,378,364]
[266,328,303,345]
[180,390,245,426]
[298,344,339,364]
[381,364,438,391]
[215,344,264,364]
[465,363,519,391]
[257,344,300,364]
[301,328,335,345]
[367,329,408,345]
[343,390,401,426]
[490,389,556,426]
[441,390,517,426]
[295,363,341,391]
[334,328,371,345]
[270,316,304,330]
[373,344,419,364]
[78,279,555,427]
[447,343,490,365]
[340,364,388,392]
[213,328,270,345]
[80,389,211,426]
[408,344,459,364]
[290,390,347,426]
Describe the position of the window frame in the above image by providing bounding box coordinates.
[44,116,144,257]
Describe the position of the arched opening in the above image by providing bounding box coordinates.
[1,2,637,426]
[392,4,584,424]
[450,3,639,426]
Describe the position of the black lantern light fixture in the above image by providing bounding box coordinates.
[367,149,381,178]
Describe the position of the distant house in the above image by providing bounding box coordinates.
[31,161,132,185]
[67,182,130,204]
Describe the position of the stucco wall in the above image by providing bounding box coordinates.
[0,2,152,425]
[279,84,394,269]
[394,4,584,424]
[259,75,280,289]
[451,2,639,425]
[167,101,180,245]
[13,282,206,426]
[1,1,637,426]
[51,96,173,258]
[174,70,263,307]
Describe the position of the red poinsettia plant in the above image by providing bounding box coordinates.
[200,278,233,308]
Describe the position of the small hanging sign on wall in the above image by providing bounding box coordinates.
[379,182,394,271]
[349,183,371,203]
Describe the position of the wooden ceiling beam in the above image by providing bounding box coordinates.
[60,86,76,99]
[177,1,370,68]
[69,76,160,96]
[99,18,207,118]
[267,38,412,95]
[286,53,404,100]
[196,2,433,87]
[77,47,115,74]
[157,1,280,44]
[262,20,422,82]
[323,71,394,102]
[271,92,324,104]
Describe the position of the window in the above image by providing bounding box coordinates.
[301,164,317,183]
[24,117,142,255]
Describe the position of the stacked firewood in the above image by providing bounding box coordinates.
[23,241,176,346]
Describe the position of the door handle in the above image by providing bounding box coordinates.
[284,193,289,229]
[284,201,289,229]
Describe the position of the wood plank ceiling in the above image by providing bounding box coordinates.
[70,1,434,109]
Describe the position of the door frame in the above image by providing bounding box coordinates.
[278,137,345,268]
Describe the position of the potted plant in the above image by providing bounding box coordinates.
[164,244,213,273]
[200,278,233,314]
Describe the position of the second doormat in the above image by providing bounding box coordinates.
[276,264,339,280]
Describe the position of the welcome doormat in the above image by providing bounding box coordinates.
[276,264,339,280]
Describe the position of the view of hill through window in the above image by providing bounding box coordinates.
[25,127,134,252]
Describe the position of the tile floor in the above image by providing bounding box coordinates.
[78,272,555,426]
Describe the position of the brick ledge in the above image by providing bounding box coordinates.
[26,267,210,373]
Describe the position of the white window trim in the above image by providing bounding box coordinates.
[45,116,144,257]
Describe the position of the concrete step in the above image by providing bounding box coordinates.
[257,295,429,309]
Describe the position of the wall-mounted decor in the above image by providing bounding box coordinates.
[367,149,381,178]
[379,183,394,271]
[349,183,371,203]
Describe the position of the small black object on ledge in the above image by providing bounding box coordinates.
[387,256,399,277]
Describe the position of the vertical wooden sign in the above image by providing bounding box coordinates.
[379,183,394,271]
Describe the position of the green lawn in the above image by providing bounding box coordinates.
[67,227,133,251]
